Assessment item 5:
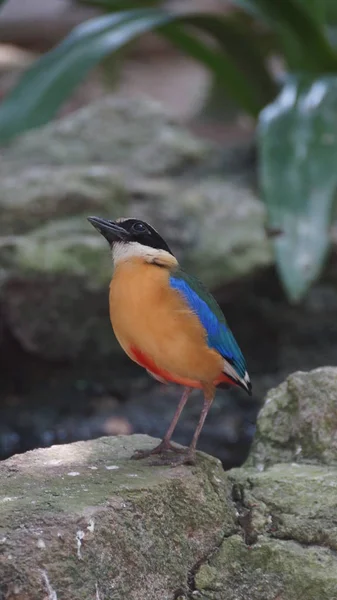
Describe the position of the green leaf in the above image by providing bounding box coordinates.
[0,8,275,142]
[259,75,337,303]
[163,17,275,114]
[88,0,277,103]
[0,10,172,142]
[162,25,261,116]
[180,14,277,107]
[229,1,268,21]
[85,1,278,104]
[294,0,325,25]
[230,0,337,72]
[325,0,337,26]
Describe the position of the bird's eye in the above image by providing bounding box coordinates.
[132,222,148,233]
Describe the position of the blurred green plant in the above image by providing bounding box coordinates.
[1,0,337,302]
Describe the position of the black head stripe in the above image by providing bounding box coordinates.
[119,219,174,255]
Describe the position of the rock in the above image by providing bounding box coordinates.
[196,537,337,600]
[230,463,337,550]
[1,274,118,361]
[0,170,268,288]
[0,435,235,600]
[1,435,337,599]
[189,367,337,598]
[0,96,270,362]
[0,96,209,175]
[193,463,337,600]
[246,367,337,468]
[0,165,128,236]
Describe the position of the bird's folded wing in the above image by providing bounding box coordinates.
[169,270,247,379]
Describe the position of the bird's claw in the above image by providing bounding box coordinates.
[131,443,196,467]
[146,451,197,467]
[131,441,186,460]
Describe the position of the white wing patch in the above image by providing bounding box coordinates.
[223,359,251,393]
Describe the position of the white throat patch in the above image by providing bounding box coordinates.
[112,241,177,267]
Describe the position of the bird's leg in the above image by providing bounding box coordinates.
[146,385,215,467]
[182,394,214,465]
[131,387,192,460]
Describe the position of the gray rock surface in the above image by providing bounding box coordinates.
[0,435,235,600]
[1,429,337,599]
[246,366,337,468]
[0,95,208,173]
[0,96,270,361]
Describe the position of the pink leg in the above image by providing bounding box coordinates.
[150,384,215,466]
[132,387,192,460]
[137,386,215,467]
[184,395,214,463]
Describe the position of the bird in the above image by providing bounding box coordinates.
[87,216,252,466]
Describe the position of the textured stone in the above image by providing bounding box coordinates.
[246,367,337,468]
[1,274,118,360]
[0,165,128,236]
[231,464,337,551]
[193,463,337,600]
[0,435,235,600]
[0,175,269,286]
[1,435,337,599]
[195,535,337,600]
[0,95,209,175]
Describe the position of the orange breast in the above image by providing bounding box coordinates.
[109,258,224,386]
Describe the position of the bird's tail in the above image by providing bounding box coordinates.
[219,361,252,396]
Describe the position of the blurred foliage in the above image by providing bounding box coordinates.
[0,0,337,301]
[260,77,337,302]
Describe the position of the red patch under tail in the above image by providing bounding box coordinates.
[130,346,238,390]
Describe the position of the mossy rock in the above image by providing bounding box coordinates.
[0,435,235,600]
[246,367,337,468]
[1,435,337,599]
[0,96,209,174]
[195,535,337,600]
[194,463,337,600]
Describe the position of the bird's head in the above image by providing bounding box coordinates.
[87,216,177,267]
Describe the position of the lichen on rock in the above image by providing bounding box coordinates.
[246,367,337,468]
[192,460,337,599]
[0,435,235,600]
[0,96,208,174]
[195,534,337,600]
[189,368,337,599]
[2,417,337,599]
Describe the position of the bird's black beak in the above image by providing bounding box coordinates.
[87,216,129,245]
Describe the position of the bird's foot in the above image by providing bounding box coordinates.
[147,449,197,467]
[131,440,186,461]
[132,441,196,466]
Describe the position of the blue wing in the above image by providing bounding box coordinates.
[170,273,247,379]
